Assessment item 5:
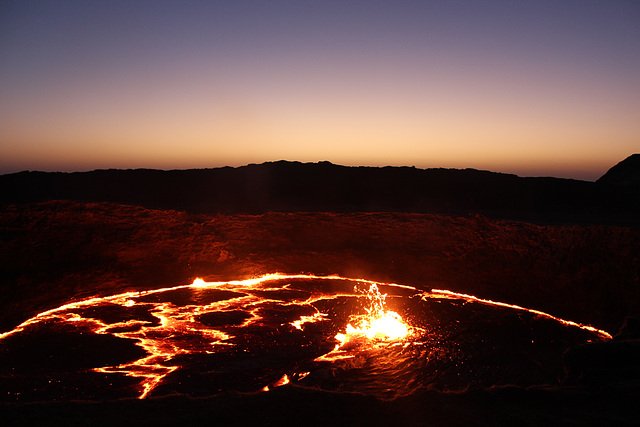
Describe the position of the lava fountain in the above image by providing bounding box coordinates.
[316,282,414,363]
[342,283,410,340]
[0,274,610,402]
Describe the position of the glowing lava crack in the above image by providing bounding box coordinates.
[0,274,611,402]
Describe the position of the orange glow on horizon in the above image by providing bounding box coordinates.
[2,2,638,181]
[1,55,637,181]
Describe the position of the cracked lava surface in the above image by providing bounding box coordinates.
[0,274,610,401]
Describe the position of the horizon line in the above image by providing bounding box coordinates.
[1,158,618,182]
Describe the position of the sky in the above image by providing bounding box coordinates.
[1,1,638,180]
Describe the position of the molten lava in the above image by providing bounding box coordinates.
[318,283,413,362]
[343,283,410,340]
[0,273,611,402]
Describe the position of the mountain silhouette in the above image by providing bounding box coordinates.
[597,154,640,187]
[1,159,638,225]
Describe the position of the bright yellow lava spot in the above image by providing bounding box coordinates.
[191,278,207,287]
[262,374,290,392]
[341,283,410,341]
[344,310,409,341]
[291,312,328,330]
[319,283,412,362]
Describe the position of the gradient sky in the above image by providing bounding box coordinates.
[1,1,638,180]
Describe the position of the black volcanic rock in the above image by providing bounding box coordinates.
[1,203,640,424]
[598,154,640,186]
[1,159,639,225]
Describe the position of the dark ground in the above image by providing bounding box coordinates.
[2,383,640,426]
[1,201,640,425]
[1,156,639,425]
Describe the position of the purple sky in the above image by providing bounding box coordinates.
[1,1,639,180]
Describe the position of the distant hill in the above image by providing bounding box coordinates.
[1,160,639,225]
[597,154,640,187]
